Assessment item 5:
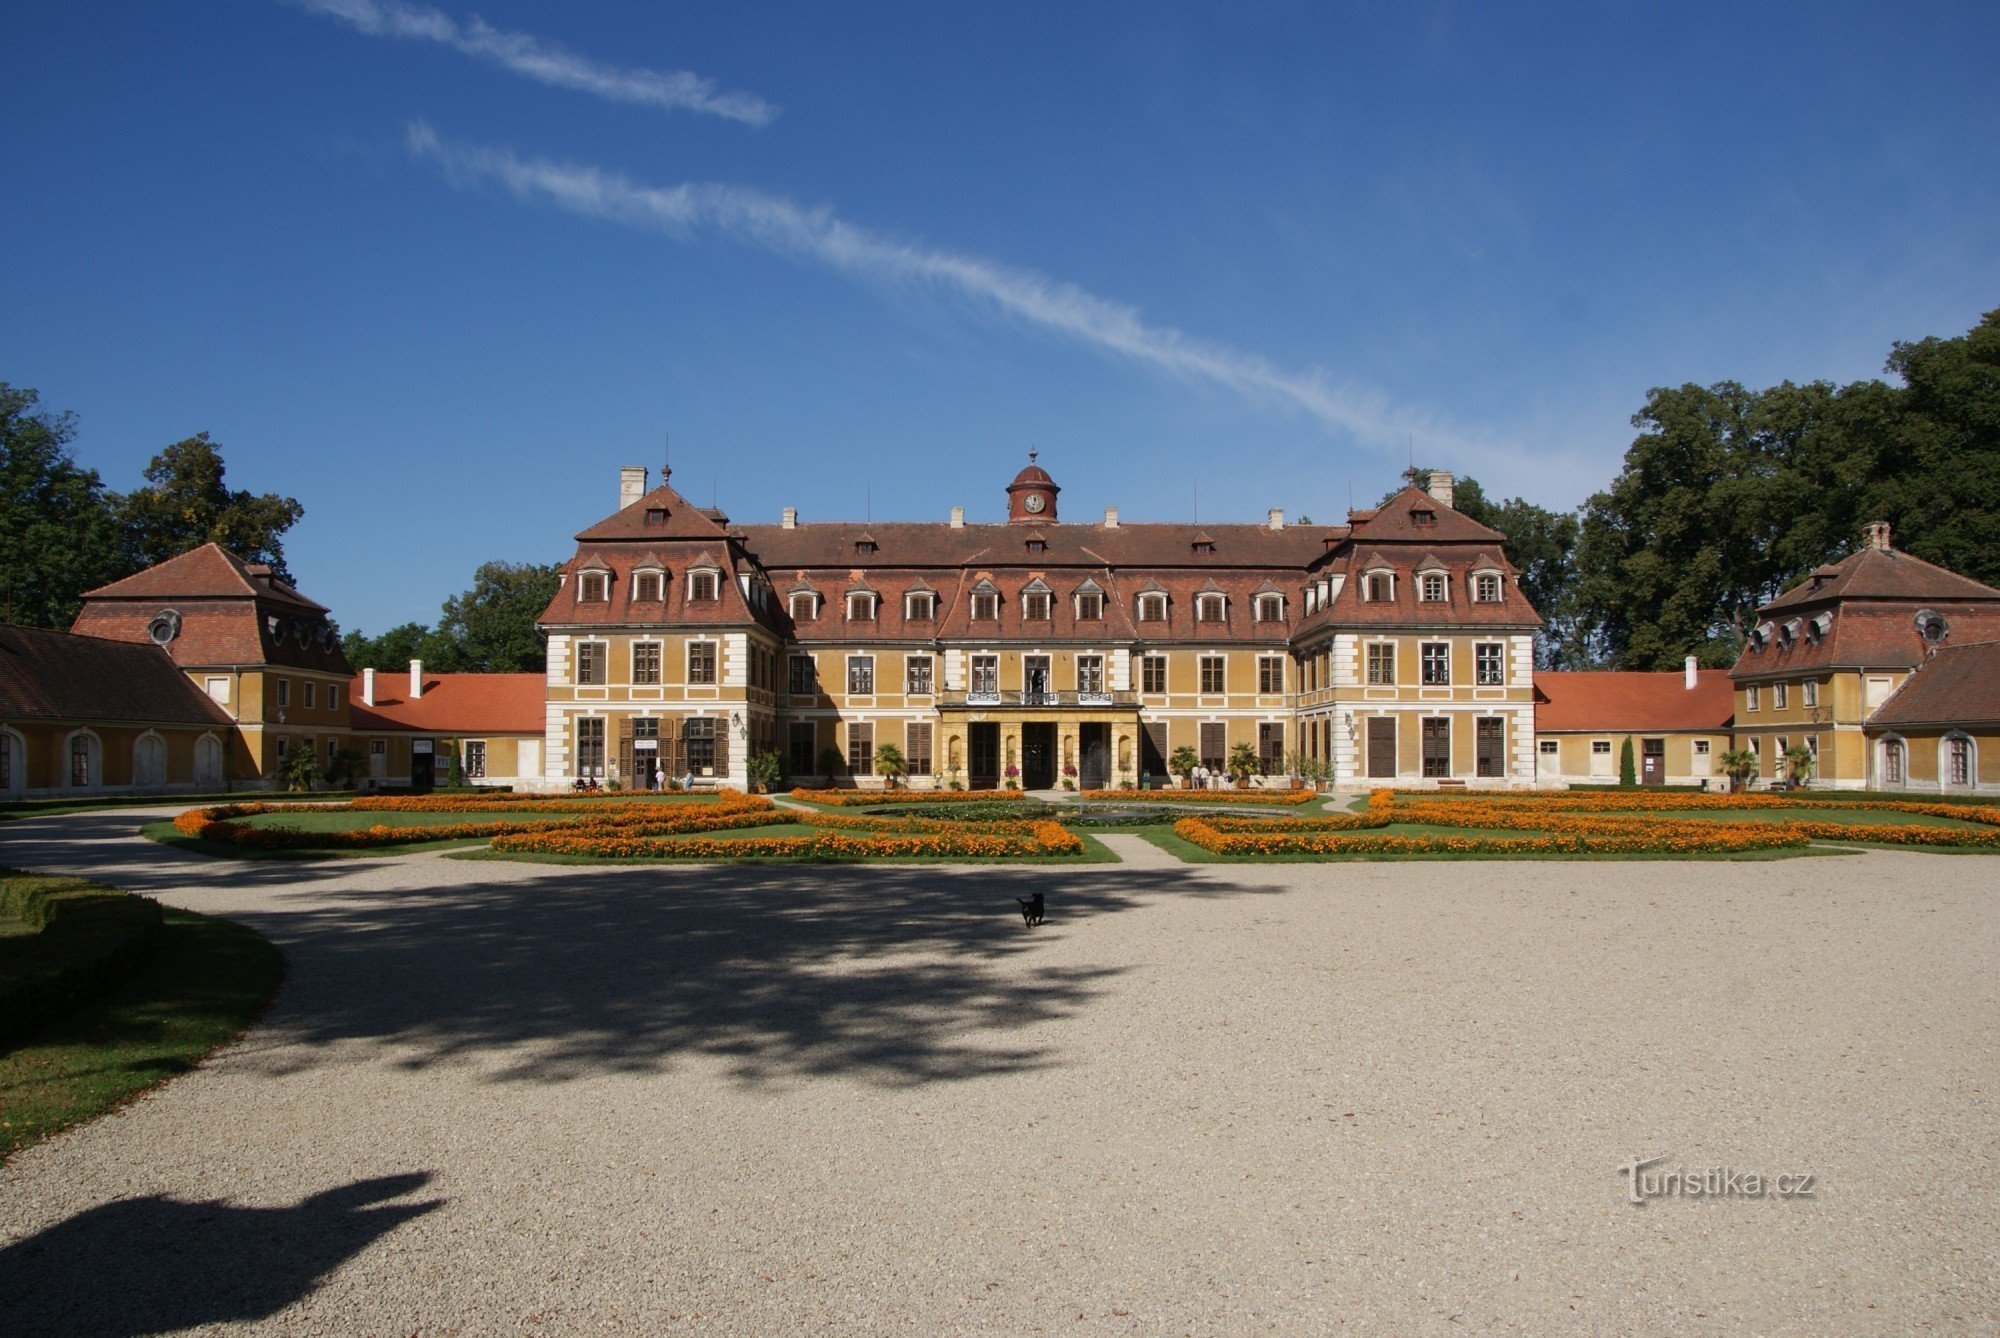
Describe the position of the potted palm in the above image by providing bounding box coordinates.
[1169,745,1198,788]
[874,742,908,790]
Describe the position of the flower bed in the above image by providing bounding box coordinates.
[1174,815,1803,857]
[1084,787,1319,806]
[171,791,777,851]
[492,818,1086,860]
[788,788,1019,807]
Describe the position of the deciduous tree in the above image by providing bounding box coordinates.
[119,433,304,578]
[0,384,125,628]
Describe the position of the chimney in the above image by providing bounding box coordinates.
[1685,655,1698,690]
[781,507,797,529]
[409,659,424,700]
[362,668,376,707]
[1863,519,1892,551]
[1426,471,1455,509]
[1104,507,1119,529]
[1268,508,1284,531]
[619,465,647,510]
[950,506,965,529]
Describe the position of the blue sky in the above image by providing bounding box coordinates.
[4,1,1996,635]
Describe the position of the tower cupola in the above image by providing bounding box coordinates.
[1006,448,1059,523]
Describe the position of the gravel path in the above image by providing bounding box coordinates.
[1,808,1996,1332]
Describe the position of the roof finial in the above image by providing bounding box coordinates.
[1028,445,1037,466]
[663,431,672,482]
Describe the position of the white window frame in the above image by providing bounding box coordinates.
[846,591,877,622]
[1138,593,1167,622]
[1363,570,1395,602]
[1196,594,1227,623]
[1746,685,1760,711]
[904,591,935,621]
[1774,682,1789,709]
[633,569,665,602]
[578,569,611,602]
[1473,571,1502,603]
[303,682,317,710]
[687,569,720,602]
[971,592,1000,621]
[1022,591,1052,621]
[790,591,819,621]
[1198,654,1226,694]
[1474,641,1505,686]
[1366,641,1396,686]
[1074,589,1104,621]
[1803,680,1819,708]
[1254,594,1284,623]
[905,654,934,696]
[632,640,663,685]
[1419,641,1451,686]
[847,654,875,695]
[686,640,718,685]
[1419,572,1448,603]
[1140,654,1167,695]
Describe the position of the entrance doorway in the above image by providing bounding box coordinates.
[1022,723,1056,789]
[1641,738,1666,785]
[969,723,1000,790]
[1079,723,1110,790]
[411,743,435,790]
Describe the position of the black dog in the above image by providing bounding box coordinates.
[1016,893,1045,927]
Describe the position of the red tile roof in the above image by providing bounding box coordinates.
[1866,639,2000,729]
[348,673,545,734]
[0,624,234,727]
[1761,546,2000,612]
[1534,670,1735,732]
[71,543,352,675]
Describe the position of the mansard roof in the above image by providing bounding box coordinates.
[574,477,734,543]
[734,519,1340,570]
[1348,487,1507,544]
[1760,545,2000,613]
[71,543,349,673]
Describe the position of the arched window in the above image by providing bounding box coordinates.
[1880,737,1906,786]
[66,730,102,789]
[133,732,169,787]
[1944,734,1974,789]
[194,733,226,789]
[0,728,23,794]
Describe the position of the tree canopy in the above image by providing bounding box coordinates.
[119,433,305,580]
[343,561,561,673]
[0,384,126,628]
[1575,307,2000,668]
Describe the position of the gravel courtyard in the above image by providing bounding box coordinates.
[2,808,1996,1333]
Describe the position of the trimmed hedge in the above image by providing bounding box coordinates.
[0,869,165,1045]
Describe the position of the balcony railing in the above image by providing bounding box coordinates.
[941,689,1139,709]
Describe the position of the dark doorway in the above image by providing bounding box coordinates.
[1022,723,1056,789]
[969,723,1000,790]
[410,746,434,790]
[1141,720,1168,784]
[1476,717,1505,778]
[1367,717,1397,779]
[1642,737,1666,785]
[1079,723,1110,790]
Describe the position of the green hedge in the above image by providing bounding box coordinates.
[0,869,164,1045]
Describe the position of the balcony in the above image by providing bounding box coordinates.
[941,689,1139,709]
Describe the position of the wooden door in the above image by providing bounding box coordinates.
[1476,717,1505,778]
[1366,717,1397,779]
[1421,717,1450,778]
[1641,738,1666,785]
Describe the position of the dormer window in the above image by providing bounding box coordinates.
[644,507,668,526]
[1420,572,1447,603]
[1023,592,1052,621]
[1779,619,1799,648]
[633,571,663,602]
[1305,587,1318,614]
[905,591,936,621]
[579,571,610,602]
[1413,508,1436,527]
[1075,590,1103,621]
[1364,571,1395,602]
[1196,594,1226,623]
[1138,593,1167,622]
[1026,539,1047,554]
[1474,573,1501,602]
[1254,594,1284,623]
[972,592,1000,621]
[847,591,877,621]
[688,570,719,602]
[790,591,819,621]
[1192,539,1215,554]
[854,538,877,556]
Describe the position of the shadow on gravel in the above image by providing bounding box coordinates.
[0,1172,441,1335]
[0,811,376,895]
[257,862,1230,1086]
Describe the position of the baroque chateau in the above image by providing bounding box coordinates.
[540,456,1540,791]
[3,454,1997,795]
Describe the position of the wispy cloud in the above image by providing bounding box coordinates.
[406,123,1515,466]
[292,0,778,126]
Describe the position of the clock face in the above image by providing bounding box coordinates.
[1024,493,1046,513]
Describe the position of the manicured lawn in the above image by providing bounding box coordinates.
[0,907,282,1162]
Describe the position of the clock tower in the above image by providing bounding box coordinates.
[1005,449,1059,524]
